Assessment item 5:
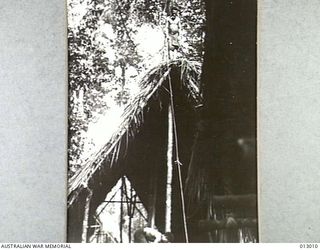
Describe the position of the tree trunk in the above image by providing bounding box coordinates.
[186,0,257,242]
[81,188,92,243]
[189,0,257,199]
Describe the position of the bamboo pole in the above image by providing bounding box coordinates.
[165,104,174,233]
[128,187,133,243]
[165,6,173,233]
[81,188,93,243]
[120,177,124,243]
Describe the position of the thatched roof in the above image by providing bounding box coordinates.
[68,59,202,207]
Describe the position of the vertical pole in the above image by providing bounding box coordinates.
[147,177,157,228]
[120,177,124,243]
[81,187,92,243]
[165,104,174,233]
[128,187,133,243]
[168,77,189,242]
[207,206,213,242]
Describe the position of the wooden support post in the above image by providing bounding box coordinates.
[165,104,174,233]
[81,187,93,243]
[128,187,133,243]
[120,177,124,243]
[147,176,157,228]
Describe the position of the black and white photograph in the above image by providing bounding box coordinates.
[67,0,257,243]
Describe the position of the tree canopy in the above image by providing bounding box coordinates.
[68,0,205,175]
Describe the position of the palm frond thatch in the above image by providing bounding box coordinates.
[68,59,202,206]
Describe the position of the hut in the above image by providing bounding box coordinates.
[67,59,257,243]
[68,60,204,242]
[68,0,257,243]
